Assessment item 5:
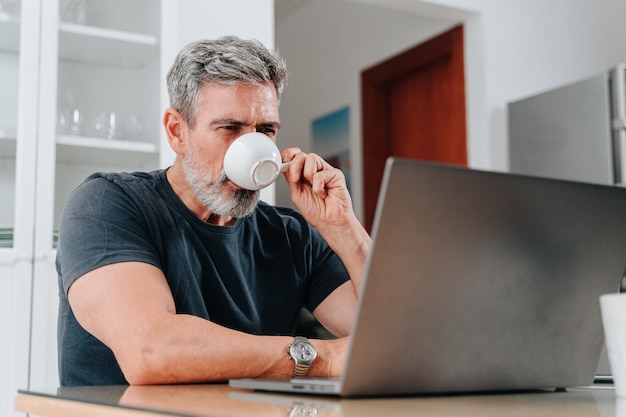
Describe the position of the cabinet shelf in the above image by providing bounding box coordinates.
[56,135,158,166]
[0,13,20,54]
[1,135,159,165]
[59,23,158,68]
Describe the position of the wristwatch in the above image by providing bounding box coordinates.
[288,336,317,378]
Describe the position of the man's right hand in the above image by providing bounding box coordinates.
[309,337,350,378]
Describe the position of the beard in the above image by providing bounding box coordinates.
[182,146,259,219]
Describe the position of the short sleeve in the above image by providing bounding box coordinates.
[56,174,161,295]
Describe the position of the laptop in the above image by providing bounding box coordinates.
[230,157,626,397]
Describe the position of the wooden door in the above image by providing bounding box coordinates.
[361,24,467,231]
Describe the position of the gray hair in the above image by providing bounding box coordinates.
[166,36,288,128]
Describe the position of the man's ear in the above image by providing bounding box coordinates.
[163,107,188,155]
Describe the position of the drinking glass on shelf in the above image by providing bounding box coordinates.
[69,108,82,136]
[60,0,86,24]
[57,110,68,135]
[94,111,117,140]
[106,111,117,140]
[93,112,106,138]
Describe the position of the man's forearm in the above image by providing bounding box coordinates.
[115,315,297,384]
[318,215,371,295]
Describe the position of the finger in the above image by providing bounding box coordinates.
[312,173,329,199]
[281,147,302,163]
[303,154,327,181]
[281,147,302,181]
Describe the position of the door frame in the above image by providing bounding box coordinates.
[361,24,467,231]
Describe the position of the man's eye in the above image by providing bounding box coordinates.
[257,128,277,136]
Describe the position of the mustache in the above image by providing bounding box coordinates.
[222,171,259,197]
[234,188,258,198]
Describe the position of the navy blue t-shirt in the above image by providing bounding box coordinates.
[56,170,349,386]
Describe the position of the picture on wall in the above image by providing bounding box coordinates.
[311,106,351,192]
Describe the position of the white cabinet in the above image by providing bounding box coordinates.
[0,0,161,247]
[1,1,275,415]
[34,0,162,384]
[1,0,162,415]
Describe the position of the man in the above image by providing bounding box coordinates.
[56,36,370,386]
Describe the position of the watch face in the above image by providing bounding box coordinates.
[291,340,316,362]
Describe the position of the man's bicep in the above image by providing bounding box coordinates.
[312,281,357,338]
[67,261,175,349]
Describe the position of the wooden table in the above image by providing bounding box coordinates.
[15,384,621,417]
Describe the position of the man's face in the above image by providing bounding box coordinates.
[181,82,281,218]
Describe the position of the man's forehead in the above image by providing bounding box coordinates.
[200,82,278,98]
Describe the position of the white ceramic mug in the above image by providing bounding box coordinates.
[223,132,289,190]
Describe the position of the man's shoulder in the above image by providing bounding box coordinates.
[73,170,164,199]
[83,170,163,188]
[64,170,167,218]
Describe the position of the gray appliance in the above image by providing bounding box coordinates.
[508,64,626,378]
[509,64,626,186]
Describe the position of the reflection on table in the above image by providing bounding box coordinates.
[14,383,622,417]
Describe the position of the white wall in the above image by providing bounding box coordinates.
[276,0,626,218]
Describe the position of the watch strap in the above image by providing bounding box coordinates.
[293,362,311,378]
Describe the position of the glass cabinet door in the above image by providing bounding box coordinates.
[0,0,21,249]
[52,0,161,244]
